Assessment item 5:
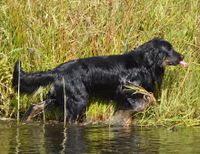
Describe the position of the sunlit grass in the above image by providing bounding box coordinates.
[0,0,200,126]
[86,100,115,123]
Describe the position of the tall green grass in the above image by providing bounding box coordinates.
[0,0,199,126]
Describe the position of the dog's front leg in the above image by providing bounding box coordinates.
[127,94,156,112]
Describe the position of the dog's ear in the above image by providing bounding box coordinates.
[143,49,157,66]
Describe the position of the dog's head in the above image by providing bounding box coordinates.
[141,38,188,68]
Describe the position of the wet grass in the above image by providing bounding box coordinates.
[0,0,200,126]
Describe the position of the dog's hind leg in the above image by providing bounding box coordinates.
[67,92,89,124]
[22,99,56,121]
[53,78,89,124]
[66,85,89,124]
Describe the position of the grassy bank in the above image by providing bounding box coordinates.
[0,0,200,126]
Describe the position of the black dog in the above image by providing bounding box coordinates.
[12,38,187,123]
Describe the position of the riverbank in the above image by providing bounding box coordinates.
[0,0,200,126]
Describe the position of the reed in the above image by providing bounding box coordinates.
[0,0,199,126]
[17,60,20,124]
[62,77,67,127]
[41,92,45,124]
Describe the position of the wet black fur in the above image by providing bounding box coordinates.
[12,38,184,123]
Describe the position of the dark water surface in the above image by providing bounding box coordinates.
[0,120,200,154]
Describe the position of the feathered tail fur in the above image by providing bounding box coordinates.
[12,60,56,94]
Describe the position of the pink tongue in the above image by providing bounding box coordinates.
[179,61,188,68]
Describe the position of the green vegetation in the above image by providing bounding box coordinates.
[0,0,200,126]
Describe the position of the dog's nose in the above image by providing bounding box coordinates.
[180,55,184,60]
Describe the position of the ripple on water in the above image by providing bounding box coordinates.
[0,121,200,154]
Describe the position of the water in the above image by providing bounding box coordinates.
[0,120,200,154]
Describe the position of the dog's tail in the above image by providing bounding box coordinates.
[12,60,56,94]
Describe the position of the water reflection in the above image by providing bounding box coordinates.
[0,120,200,154]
